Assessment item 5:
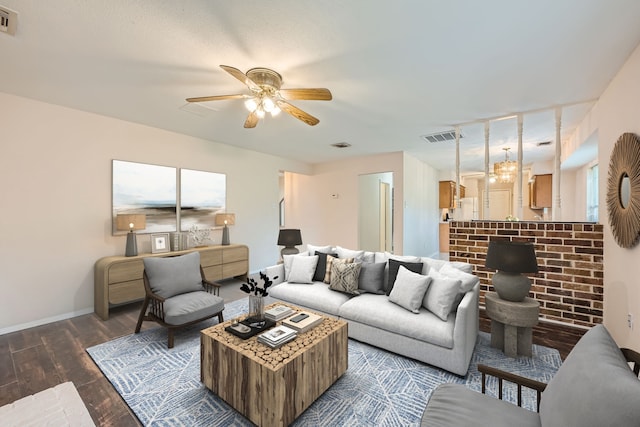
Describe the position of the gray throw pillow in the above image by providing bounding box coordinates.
[358,262,386,294]
[386,259,423,295]
[143,251,203,299]
[539,324,640,427]
[329,261,361,295]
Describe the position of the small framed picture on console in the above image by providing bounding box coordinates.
[151,233,170,254]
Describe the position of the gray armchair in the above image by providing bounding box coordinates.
[134,251,225,348]
[421,324,640,427]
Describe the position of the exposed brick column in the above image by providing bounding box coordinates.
[449,221,603,328]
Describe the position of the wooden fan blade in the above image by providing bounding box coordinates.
[220,65,261,92]
[186,94,245,102]
[278,100,320,126]
[278,88,332,101]
[244,111,259,128]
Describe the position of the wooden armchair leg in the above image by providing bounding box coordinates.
[168,329,175,349]
[135,298,150,334]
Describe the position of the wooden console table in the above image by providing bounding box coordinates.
[485,292,539,357]
[94,244,248,320]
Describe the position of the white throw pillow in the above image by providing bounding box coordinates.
[439,264,479,293]
[388,266,431,314]
[287,255,319,284]
[423,269,462,321]
[283,252,309,280]
[307,244,333,255]
[335,246,365,261]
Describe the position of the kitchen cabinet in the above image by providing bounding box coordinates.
[529,174,552,209]
[439,181,465,209]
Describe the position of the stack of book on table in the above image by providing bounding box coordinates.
[257,325,297,349]
[264,305,295,322]
[282,312,323,333]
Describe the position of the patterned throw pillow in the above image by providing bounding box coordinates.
[324,256,354,284]
[329,262,362,295]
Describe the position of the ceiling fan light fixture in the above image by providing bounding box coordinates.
[271,105,281,116]
[244,98,258,112]
[262,97,275,112]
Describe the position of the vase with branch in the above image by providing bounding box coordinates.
[241,272,278,321]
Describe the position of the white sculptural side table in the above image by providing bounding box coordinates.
[485,291,540,357]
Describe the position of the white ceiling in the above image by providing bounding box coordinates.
[2,1,640,173]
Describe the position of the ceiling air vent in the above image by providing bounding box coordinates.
[0,6,17,36]
[331,142,351,148]
[420,130,464,143]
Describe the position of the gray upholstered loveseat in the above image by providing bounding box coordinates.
[421,324,640,427]
[259,246,479,376]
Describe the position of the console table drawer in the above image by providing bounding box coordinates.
[223,260,248,278]
[223,246,248,264]
[110,280,144,304]
[200,249,223,267]
[202,265,223,281]
[108,260,144,283]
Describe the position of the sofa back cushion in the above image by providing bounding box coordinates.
[143,251,203,299]
[539,324,640,427]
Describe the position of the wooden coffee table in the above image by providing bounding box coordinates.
[200,303,348,427]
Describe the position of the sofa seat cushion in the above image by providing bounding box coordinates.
[539,324,640,427]
[269,282,352,315]
[421,384,541,427]
[162,291,224,325]
[338,294,455,348]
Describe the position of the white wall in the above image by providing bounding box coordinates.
[573,42,640,350]
[283,151,441,257]
[403,153,440,257]
[0,92,310,333]
[284,152,405,253]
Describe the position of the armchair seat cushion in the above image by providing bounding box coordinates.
[421,384,541,427]
[163,291,224,325]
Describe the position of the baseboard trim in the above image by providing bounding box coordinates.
[0,307,94,335]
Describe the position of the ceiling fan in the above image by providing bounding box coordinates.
[186,65,332,128]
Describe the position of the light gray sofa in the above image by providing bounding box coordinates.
[261,249,479,376]
[421,324,640,427]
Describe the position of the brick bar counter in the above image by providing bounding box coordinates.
[449,221,603,328]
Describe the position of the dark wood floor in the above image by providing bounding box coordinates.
[1,290,585,426]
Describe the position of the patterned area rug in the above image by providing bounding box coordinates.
[87,298,561,426]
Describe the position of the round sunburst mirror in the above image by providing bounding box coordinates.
[606,132,640,248]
